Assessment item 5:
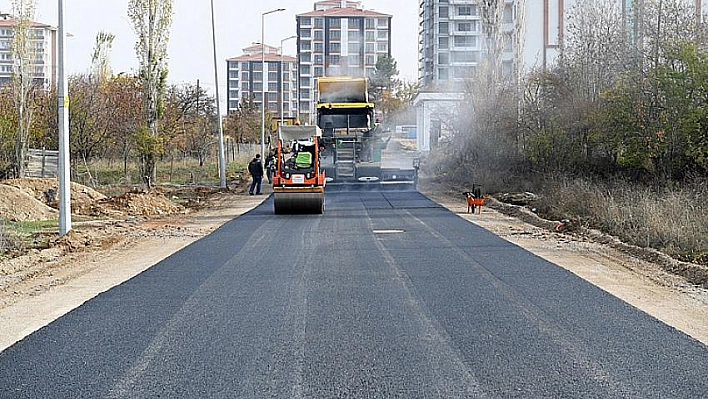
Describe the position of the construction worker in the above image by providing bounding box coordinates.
[248,154,263,195]
[264,151,275,184]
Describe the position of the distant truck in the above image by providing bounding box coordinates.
[316,76,418,188]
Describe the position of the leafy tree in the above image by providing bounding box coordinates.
[128,0,173,186]
[223,96,262,145]
[369,55,400,123]
[161,82,217,167]
[105,74,143,180]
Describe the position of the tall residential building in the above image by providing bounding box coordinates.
[418,0,519,89]
[0,12,57,87]
[295,1,392,124]
[226,43,298,118]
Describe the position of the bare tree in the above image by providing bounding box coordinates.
[10,0,37,178]
[91,31,115,84]
[564,0,626,101]
[128,0,173,186]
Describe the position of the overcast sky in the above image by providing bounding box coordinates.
[1,0,418,96]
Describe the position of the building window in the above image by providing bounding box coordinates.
[241,62,249,69]
[300,52,311,63]
[365,55,375,65]
[229,72,238,79]
[365,18,374,29]
[284,83,290,91]
[452,51,478,62]
[241,82,249,90]
[330,29,341,40]
[268,72,277,82]
[314,42,323,53]
[457,5,477,16]
[253,83,263,92]
[300,77,311,87]
[348,54,360,65]
[300,40,311,51]
[439,22,448,34]
[439,37,449,49]
[329,17,340,28]
[439,7,448,18]
[377,31,388,40]
[376,42,388,52]
[457,22,472,32]
[438,68,449,81]
[301,65,311,75]
[268,82,278,91]
[314,66,324,76]
[329,55,341,65]
[314,54,323,65]
[329,43,341,53]
[267,92,277,100]
[377,18,388,28]
[300,17,311,26]
[268,63,278,71]
[504,5,513,23]
[253,72,263,81]
[314,30,324,40]
[299,28,311,38]
[348,31,361,41]
[366,31,375,41]
[350,18,362,29]
[438,53,449,65]
[453,36,475,47]
[348,43,361,53]
[241,72,249,80]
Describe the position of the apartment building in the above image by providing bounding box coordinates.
[418,0,519,89]
[295,0,392,124]
[226,43,298,119]
[0,12,57,87]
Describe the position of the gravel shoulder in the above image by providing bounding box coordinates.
[1,186,707,352]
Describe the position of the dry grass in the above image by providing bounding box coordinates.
[535,177,708,264]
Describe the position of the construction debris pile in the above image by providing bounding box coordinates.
[0,178,187,222]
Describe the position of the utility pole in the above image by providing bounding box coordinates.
[58,0,71,236]
[210,0,226,188]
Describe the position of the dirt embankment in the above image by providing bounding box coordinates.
[0,178,222,308]
[422,179,708,290]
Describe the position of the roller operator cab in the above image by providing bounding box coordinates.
[272,125,326,214]
[315,76,419,189]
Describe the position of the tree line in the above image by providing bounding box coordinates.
[1,0,267,186]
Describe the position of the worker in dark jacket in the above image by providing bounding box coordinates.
[264,151,275,184]
[248,154,264,195]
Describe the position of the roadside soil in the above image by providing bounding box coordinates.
[1,177,707,352]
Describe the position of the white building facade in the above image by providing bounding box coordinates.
[0,13,57,87]
[226,44,298,118]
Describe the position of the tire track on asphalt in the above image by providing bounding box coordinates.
[366,207,488,398]
[402,209,632,397]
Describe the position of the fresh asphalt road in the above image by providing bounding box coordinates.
[1,189,707,398]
